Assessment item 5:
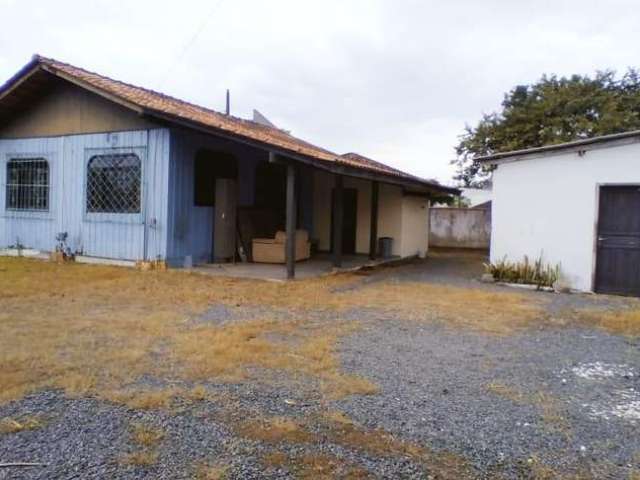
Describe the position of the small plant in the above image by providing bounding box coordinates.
[55,232,74,260]
[8,237,26,255]
[484,254,560,289]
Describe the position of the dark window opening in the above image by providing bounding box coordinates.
[6,158,49,211]
[194,150,238,206]
[253,160,288,235]
[86,153,141,213]
[254,161,287,212]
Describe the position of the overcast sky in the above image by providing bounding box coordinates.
[1,0,639,184]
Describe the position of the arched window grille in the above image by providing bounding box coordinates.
[86,153,141,213]
[6,158,49,211]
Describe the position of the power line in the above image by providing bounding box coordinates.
[158,0,226,89]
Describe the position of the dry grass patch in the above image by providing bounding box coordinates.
[172,319,301,381]
[0,258,376,405]
[262,451,289,468]
[237,416,313,444]
[194,463,229,480]
[0,415,44,434]
[0,256,550,410]
[104,387,178,410]
[262,451,370,479]
[130,422,165,447]
[120,449,158,467]
[341,282,546,335]
[235,411,473,478]
[294,333,379,399]
[119,421,164,468]
[575,308,640,337]
[485,383,570,437]
[186,384,209,402]
[318,414,473,478]
[486,382,526,404]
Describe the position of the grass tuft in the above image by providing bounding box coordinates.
[130,422,164,447]
[194,463,229,480]
[120,449,158,467]
[104,388,177,410]
[237,416,313,444]
[0,415,44,434]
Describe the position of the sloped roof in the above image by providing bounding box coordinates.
[476,129,640,164]
[0,55,458,195]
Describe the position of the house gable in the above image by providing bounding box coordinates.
[0,76,157,139]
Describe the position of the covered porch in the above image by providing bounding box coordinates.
[166,126,457,279]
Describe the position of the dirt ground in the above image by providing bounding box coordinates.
[0,250,639,479]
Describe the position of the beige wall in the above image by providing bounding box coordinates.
[400,196,429,257]
[312,170,429,258]
[377,183,403,256]
[0,80,157,139]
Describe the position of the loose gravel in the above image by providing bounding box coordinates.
[1,254,639,479]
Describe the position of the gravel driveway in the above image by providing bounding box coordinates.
[1,251,639,479]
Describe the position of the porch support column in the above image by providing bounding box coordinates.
[369,181,379,260]
[333,174,344,268]
[285,162,297,279]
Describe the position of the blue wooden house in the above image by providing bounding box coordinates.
[0,55,457,277]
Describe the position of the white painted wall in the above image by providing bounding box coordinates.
[491,140,640,292]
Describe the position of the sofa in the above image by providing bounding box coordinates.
[252,230,311,264]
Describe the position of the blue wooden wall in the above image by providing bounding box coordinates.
[0,126,316,266]
[0,129,170,261]
[166,128,265,266]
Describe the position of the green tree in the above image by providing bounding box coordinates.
[453,69,640,186]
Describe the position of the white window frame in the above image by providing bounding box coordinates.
[2,152,55,220]
[83,146,146,224]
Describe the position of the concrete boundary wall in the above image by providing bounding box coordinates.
[429,207,491,249]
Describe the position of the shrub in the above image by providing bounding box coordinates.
[484,255,560,289]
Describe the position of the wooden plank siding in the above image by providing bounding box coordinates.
[0,78,156,139]
[0,129,171,261]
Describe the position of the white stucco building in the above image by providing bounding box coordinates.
[479,131,640,296]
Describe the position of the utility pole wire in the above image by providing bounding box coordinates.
[158,0,226,89]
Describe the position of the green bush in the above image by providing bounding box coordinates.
[484,255,560,289]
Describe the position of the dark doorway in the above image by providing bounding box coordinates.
[595,185,640,296]
[193,149,238,207]
[255,161,287,214]
[251,160,287,236]
[193,149,238,262]
[331,188,358,255]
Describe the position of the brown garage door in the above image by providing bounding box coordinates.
[595,185,640,296]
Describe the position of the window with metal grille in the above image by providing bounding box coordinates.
[86,153,141,213]
[6,158,50,211]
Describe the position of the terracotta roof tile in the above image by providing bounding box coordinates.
[2,55,457,193]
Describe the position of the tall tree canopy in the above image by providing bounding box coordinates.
[453,69,640,186]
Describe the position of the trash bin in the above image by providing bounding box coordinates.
[378,237,393,259]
